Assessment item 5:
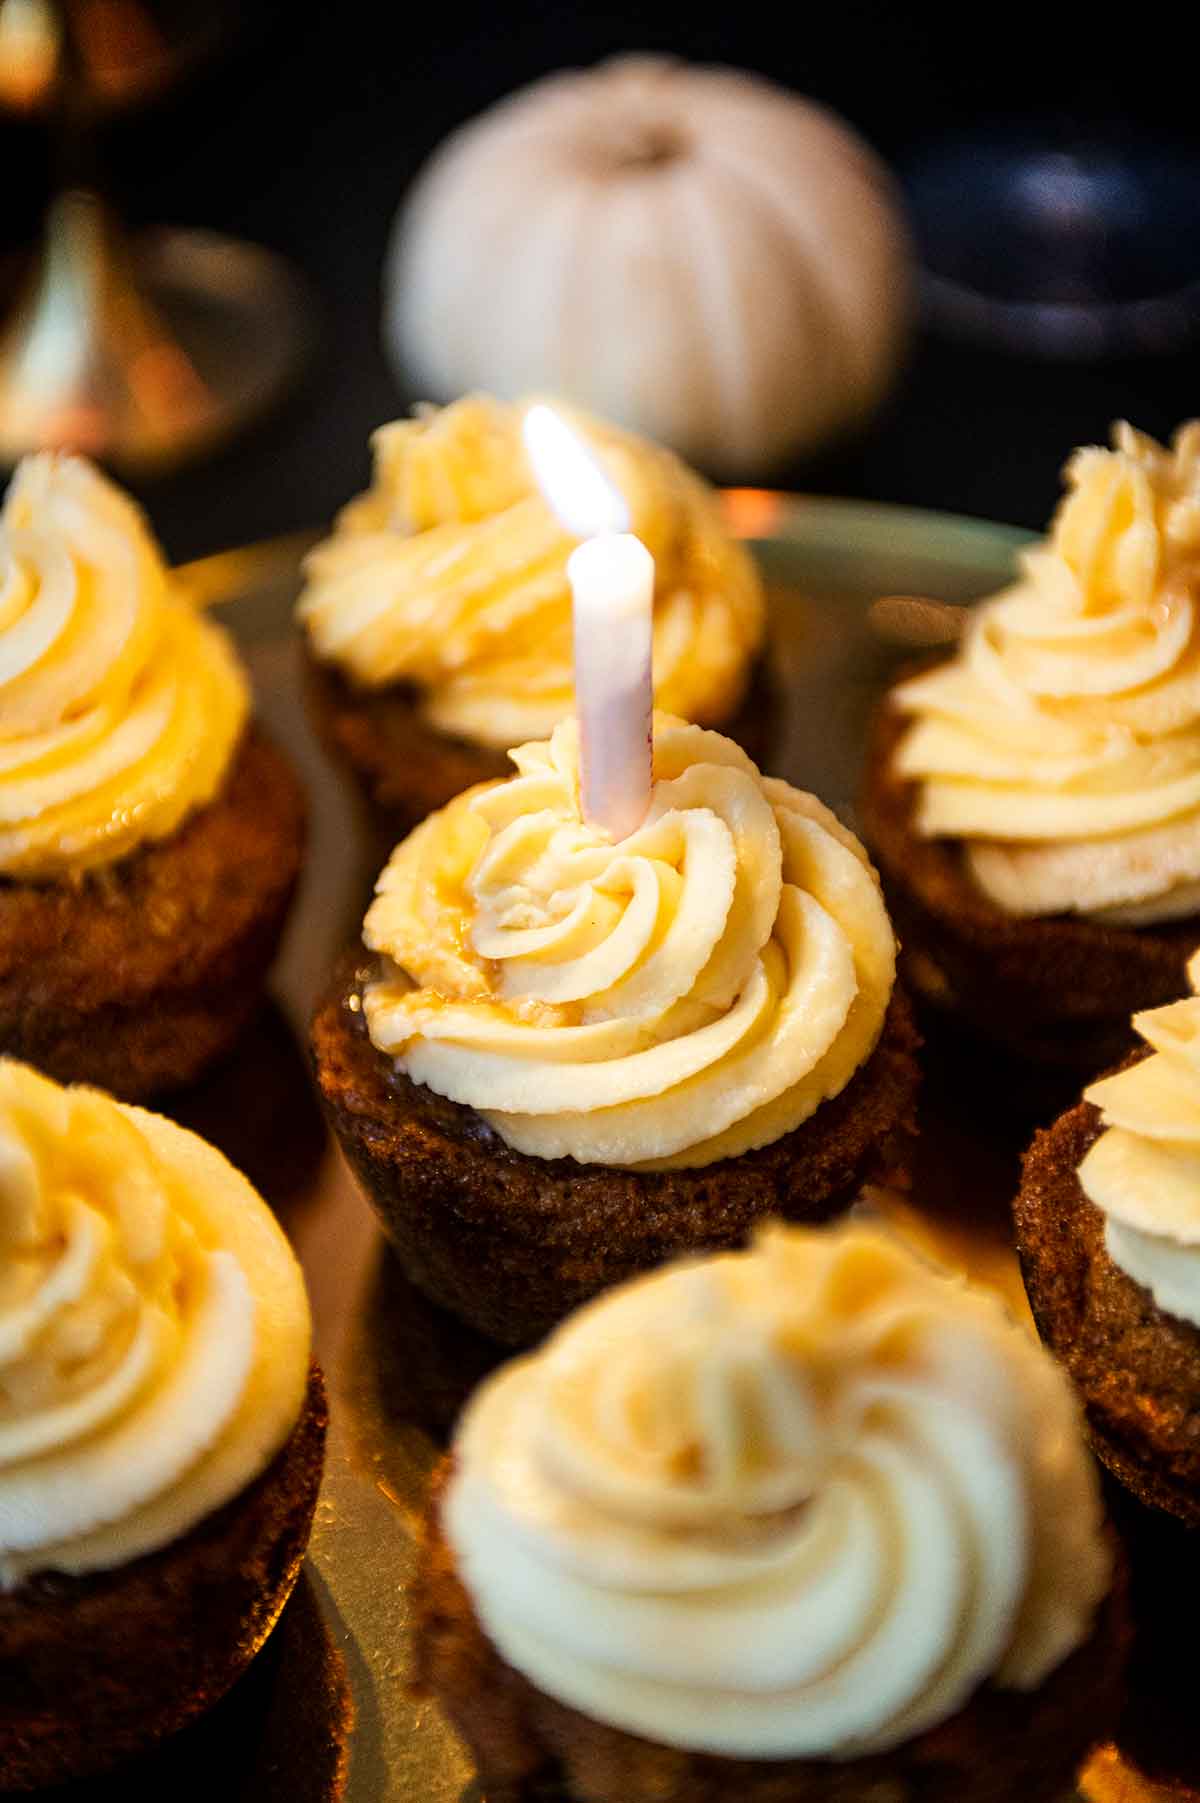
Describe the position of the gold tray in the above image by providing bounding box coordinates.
[59,496,1189,1803]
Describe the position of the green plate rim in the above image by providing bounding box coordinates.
[175,493,1036,610]
[725,488,1034,562]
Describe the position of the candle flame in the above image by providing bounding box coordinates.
[522,404,630,538]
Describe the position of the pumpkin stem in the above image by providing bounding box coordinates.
[586,115,688,173]
[626,122,686,167]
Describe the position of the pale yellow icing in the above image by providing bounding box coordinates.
[1080,946,1200,1326]
[0,454,249,881]
[0,1060,311,1587]
[295,395,763,748]
[363,714,894,1169]
[893,423,1200,922]
[445,1222,1111,1758]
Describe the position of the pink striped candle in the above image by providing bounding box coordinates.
[522,404,653,840]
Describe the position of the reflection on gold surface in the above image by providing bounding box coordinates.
[127,336,209,416]
[0,0,58,109]
[1081,1743,1200,1803]
[721,486,785,538]
[0,0,178,112]
[0,189,217,467]
[70,0,171,103]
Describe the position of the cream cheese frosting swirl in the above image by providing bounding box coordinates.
[0,453,249,881]
[1079,946,1200,1327]
[893,422,1200,923]
[296,394,764,748]
[444,1221,1111,1759]
[0,1059,311,1588]
[363,714,895,1168]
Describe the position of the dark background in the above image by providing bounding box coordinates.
[2,1,1198,561]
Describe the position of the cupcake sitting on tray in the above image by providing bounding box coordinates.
[1016,947,1200,1527]
[0,454,306,1100]
[313,711,918,1345]
[296,393,767,829]
[315,406,915,1346]
[862,422,1200,1080]
[415,1220,1126,1803]
[0,1059,325,1788]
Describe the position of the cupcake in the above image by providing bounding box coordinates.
[415,1220,1126,1803]
[1016,947,1200,1526]
[0,1058,325,1788]
[861,422,1200,1081]
[296,394,767,830]
[313,711,919,1346]
[0,454,306,1099]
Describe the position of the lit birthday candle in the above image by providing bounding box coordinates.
[522,404,654,840]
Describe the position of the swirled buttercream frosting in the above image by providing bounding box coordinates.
[893,422,1200,923]
[0,1059,311,1588]
[362,714,895,1168]
[0,453,249,881]
[1080,946,1200,1327]
[296,394,763,748]
[444,1221,1111,1758]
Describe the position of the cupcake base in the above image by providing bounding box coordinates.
[303,649,779,839]
[414,1462,1128,1803]
[312,961,921,1347]
[0,1364,327,1790]
[0,726,306,1101]
[1015,1082,1200,1527]
[860,695,1198,1084]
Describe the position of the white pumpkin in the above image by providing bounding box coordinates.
[384,55,912,479]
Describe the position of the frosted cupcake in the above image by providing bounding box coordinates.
[416,1221,1125,1803]
[1017,947,1200,1525]
[313,712,919,1345]
[0,1059,324,1787]
[862,423,1200,1077]
[0,454,306,1099]
[296,394,767,828]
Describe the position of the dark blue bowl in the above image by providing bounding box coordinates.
[901,125,1200,358]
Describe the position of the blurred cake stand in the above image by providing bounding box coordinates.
[0,0,315,471]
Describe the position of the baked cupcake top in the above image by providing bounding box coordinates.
[0,454,249,882]
[892,422,1200,924]
[0,1059,311,1588]
[295,394,763,748]
[1080,946,1200,1326]
[443,1220,1111,1758]
[363,713,895,1169]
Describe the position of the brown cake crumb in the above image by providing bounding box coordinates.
[1015,1084,1200,1526]
[304,648,779,837]
[0,726,306,1101]
[0,1365,327,1791]
[312,960,920,1347]
[859,691,1197,1077]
